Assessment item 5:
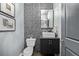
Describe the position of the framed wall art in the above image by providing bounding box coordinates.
[0,3,15,17]
[0,14,15,31]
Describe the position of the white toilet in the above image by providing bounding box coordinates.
[22,37,36,56]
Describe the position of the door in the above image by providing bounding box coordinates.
[63,3,79,56]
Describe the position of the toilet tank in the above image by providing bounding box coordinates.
[26,37,36,47]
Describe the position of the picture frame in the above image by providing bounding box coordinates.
[0,14,15,31]
[0,3,15,17]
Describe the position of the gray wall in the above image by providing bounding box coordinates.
[0,3,24,56]
[24,3,41,39]
[24,3,53,51]
[53,3,62,55]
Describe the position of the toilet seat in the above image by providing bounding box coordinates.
[23,47,33,56]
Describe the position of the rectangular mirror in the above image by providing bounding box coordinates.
[41,10,54,29]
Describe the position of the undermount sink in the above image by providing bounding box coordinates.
[42,32,55,38]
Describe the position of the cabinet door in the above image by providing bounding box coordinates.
[52,39,60,54]
[40,39,49,54]
[48,39,60,55]
[47,40,53,54]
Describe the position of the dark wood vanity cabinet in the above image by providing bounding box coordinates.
[40,38,60,56]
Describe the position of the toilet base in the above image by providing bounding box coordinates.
[23,47,33,56]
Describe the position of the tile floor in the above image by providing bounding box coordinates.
[32,51,43,56]
[32,51,59,56]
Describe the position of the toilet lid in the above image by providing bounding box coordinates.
[23,47,33,56]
